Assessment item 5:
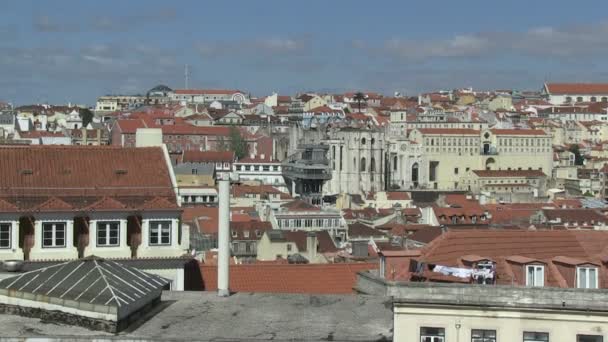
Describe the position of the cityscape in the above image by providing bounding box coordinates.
[2,1,608,341]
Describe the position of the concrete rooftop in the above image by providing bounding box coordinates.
[0,291,393,341]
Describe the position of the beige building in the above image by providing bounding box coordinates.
[256,230,335,263]
[408,128,553,190]
[357,272,608,342]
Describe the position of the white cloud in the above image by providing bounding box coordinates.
[378,21,608,61]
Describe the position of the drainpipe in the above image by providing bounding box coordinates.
[217,173,231,297]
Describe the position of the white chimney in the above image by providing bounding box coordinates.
[217,174,231,297]
[306,232,317,263]
[260,153,265,160]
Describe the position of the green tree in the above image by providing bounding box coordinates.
[568,144,585,166]
[229,126,248,159]
[353,92,367,113]
[79,108,94,127]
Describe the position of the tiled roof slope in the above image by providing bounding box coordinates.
[199,263,377,294]
[546,83,608,95]
[0,146,178,212]
[0,146,174,197]
[421,230,608,265]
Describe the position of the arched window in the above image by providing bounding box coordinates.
[353,157,356,168]
[370,157,376,172]
[361,138,366,145]
[431,139,434,146]
[602,97,608,102]
[591,96,597,102]
[332,146,336,159]
[371,138,375,145]
[393,156,398,171]
[360,157,366,172]
[577,96,583,102]
[565,96,572,103]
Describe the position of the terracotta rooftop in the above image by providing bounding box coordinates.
[173,89,242,95]
[386,191,410,200]
[0,146,177,210]
[490,128,547,136]
[348,223,387,239]
[199,263,377,294]
[545,83,608,95]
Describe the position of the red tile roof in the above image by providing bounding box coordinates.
[0,145,177,212]
[386,192,410,200]
[199,263,377,294]
[545,83,608,95]
[490,129,547,136]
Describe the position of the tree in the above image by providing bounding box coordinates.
[568,144,585,166]
[353,92,367,113]
[229,126,248,159]
[79,108,94,127]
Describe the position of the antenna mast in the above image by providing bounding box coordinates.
[184,64,189,89]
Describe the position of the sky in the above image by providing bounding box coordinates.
[2,0,608,105]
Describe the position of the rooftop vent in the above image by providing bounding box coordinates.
[115,169,128,175]
[20,169,33,175]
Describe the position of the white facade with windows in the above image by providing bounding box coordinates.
[234,159,287,192]
[138,215,182,258]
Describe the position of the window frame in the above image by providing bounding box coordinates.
[526,264,545,287]
[577,266,599,289]
[0,222,13,249]
[0,223,11,249]
[577,334,603,342]
[523,331,549,342]
[471,329,496,342]
[96,221,120,247]
[149,220,172,246]
[420,327,445,342]
[42,222,67,248]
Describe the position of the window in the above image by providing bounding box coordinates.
[526,265,544,287]
[287,243,292,252]
[97,221,120,247]
[420,327,444,342]
[472,329,496,342]
[149,221,171,246]
[577,266,598,289]
[577,96,583,102]
[42,222,66,248]
[577,335,603,342]
[361,137,366,145]
[305,219,313,228]
[243,230,250,238]
[0,223,10,248]
[523,331,549,342]
[454,167,459,175]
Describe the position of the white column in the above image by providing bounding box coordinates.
[217,177,231,297]
[141,219,149,248]
[120,219,128,249]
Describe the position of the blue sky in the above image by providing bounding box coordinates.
[2,0,608,105]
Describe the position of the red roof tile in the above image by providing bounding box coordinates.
[34,197,73,211]
[199,263,377,294]
[490,129,547,136]
[85,196,127,211]
[546,83,608,95]
[386,192,410,200]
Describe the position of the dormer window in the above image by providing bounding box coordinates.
[451,216,458,224]
[231,230,237,238]
[526,264,544,287]
[577,266,598,289]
